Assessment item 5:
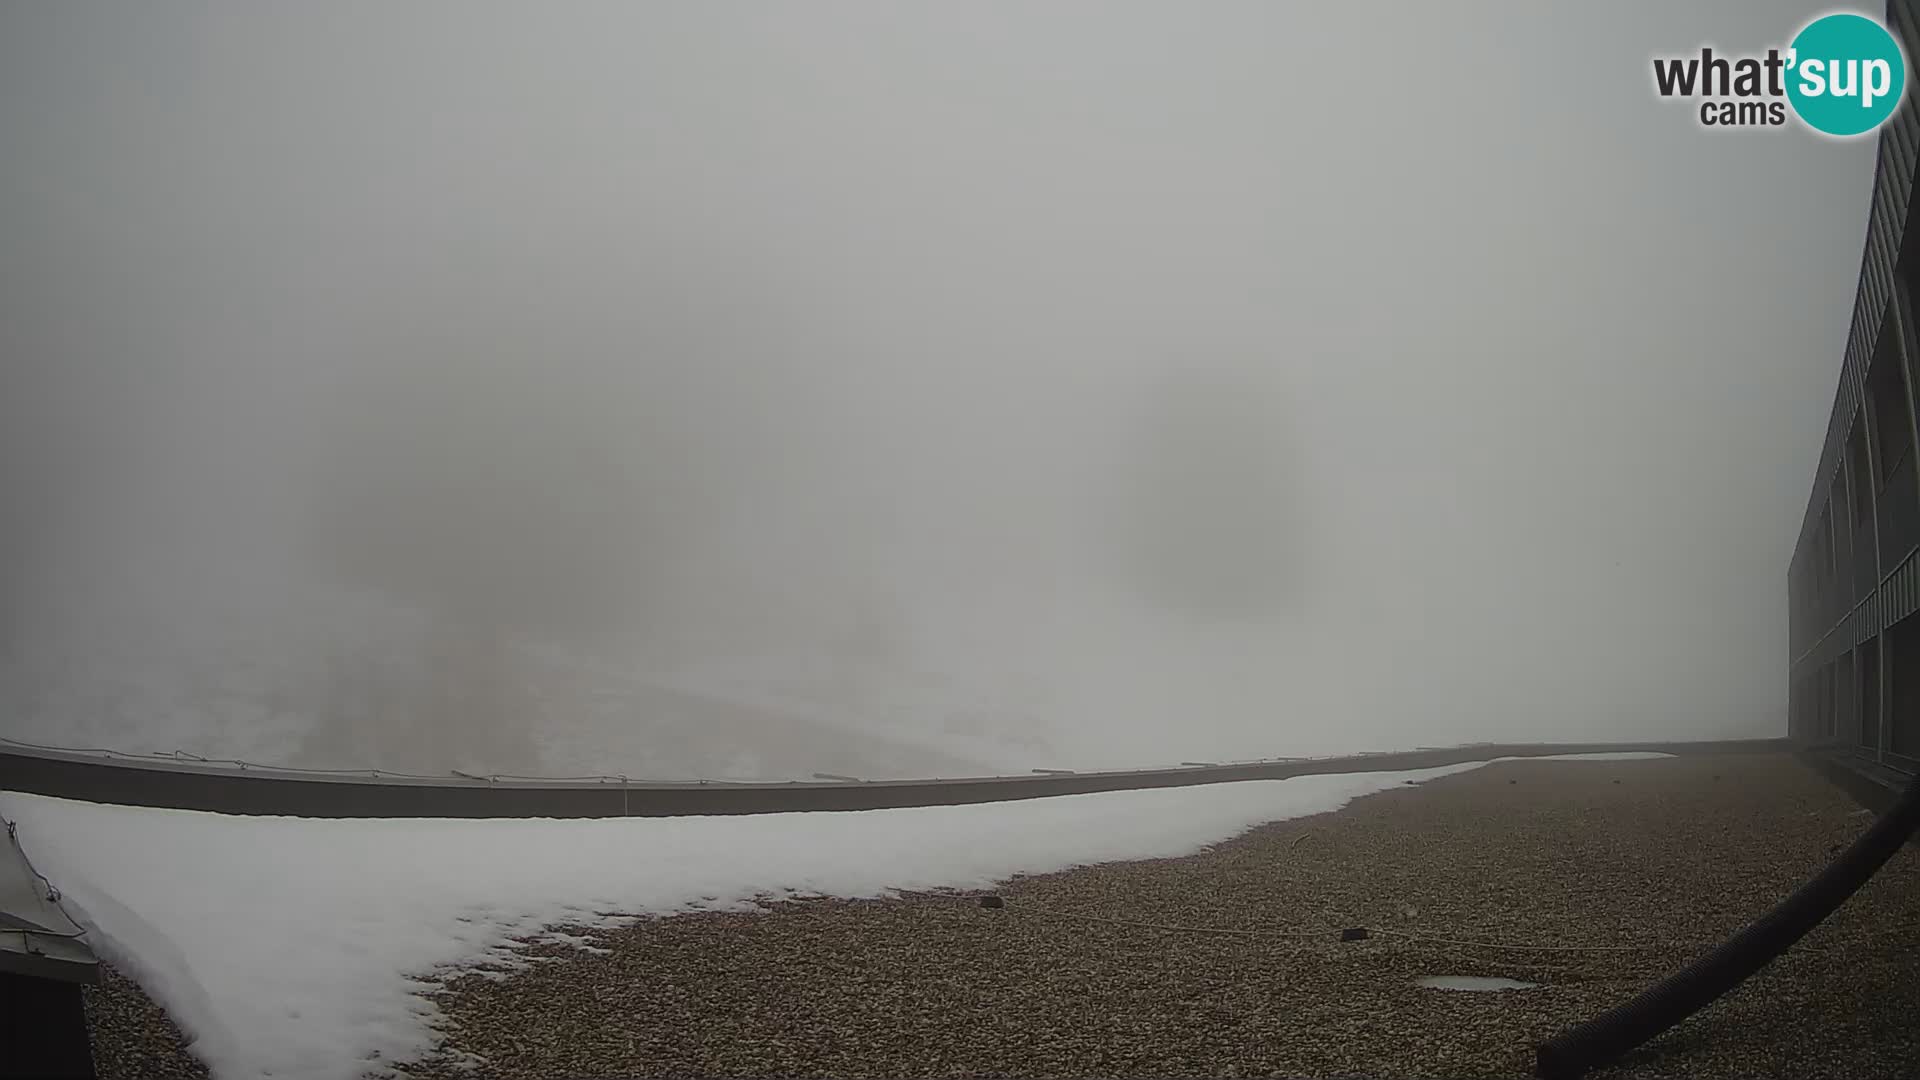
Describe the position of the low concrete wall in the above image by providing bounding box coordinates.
[0,738,1791,819]
[1796,744,1916,827]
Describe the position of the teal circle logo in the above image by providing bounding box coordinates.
[1787,13,1907,137]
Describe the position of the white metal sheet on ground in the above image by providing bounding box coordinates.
[0,822,97,982]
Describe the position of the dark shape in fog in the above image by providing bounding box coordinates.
[1113,363,1303,622]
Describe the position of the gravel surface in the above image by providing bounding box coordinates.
[83,752,1920,1078]
[83,965,209,1080]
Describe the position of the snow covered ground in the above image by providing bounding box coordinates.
[0,753,1668,1080]
[0,604,1037,784]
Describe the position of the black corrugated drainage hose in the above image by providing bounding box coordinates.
[1535,767,1920,1079]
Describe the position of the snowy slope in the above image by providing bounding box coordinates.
[1,572,1021,782]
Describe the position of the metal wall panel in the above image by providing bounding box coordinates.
[1789,1,1920,703]
[1794,10,1919,563]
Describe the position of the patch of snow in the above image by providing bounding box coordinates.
[1414,975,1542,991]
[1523,752,1673,761]
[3,753,1654,1079]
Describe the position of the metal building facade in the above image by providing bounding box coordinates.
[1787,0,1920,773]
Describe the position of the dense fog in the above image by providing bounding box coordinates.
[0,2,1880,778]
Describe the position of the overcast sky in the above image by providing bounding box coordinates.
[0,2,1881,767]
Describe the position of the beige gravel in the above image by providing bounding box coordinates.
[83,965,208,1080]
[84,752,1920,1078]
